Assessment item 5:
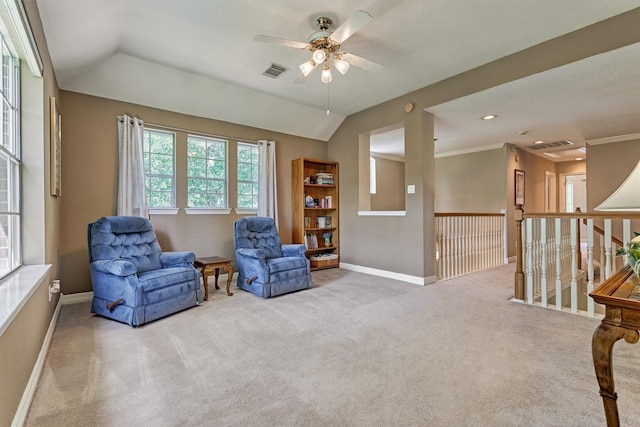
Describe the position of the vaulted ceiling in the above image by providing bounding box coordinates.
[35,1,640,161]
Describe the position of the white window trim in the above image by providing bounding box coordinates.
[187,135,228,209]
[144,128,177,208]
[184,208,231,215]
[149,208,180,215]
[237,142,259,210]
[234,208,257,215]
[0,265,51,336]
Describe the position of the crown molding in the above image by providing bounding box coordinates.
[587,133,640,146]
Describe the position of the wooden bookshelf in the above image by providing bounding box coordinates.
[292,158,339,270]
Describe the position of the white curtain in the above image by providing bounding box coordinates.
[257,140,278,228]
[117,115,148,217]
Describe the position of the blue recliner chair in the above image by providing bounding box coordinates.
[88,216,203,326]
[234,216,312,298]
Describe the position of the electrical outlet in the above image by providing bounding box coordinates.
[49,279,60,302]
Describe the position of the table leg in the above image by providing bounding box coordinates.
[592,323,639,427]
[223,264,234,296]
[201,268,209,301]
[214,268,220,290]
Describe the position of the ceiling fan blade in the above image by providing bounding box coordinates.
[253,34,308,49]
[341,53,383,72]
[330,10,373,44]
[293,71,308,84]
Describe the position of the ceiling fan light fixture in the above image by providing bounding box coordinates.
[299,60,316,77]
[312,49,326,63]
[321,64,332,83]
[333,57,350,75]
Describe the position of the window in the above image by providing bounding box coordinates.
[0,34,20,279]
[143,129,175,208]
[187,135,227,208]
[237,142,258,209]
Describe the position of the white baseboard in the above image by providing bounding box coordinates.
[60,291,93,304]
[11,297,63,427]
[339,262,436,286]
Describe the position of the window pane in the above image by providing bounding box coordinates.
[0,38,20,281]
[237,143,258,209]
[143,129,175,208]
[0,213,19,277]
[187,135,227,208]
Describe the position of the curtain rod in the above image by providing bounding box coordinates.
[117,116,259,143]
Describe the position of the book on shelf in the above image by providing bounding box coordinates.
[316,216,326,228]
[305,234,318,249]
[315,172,334,185]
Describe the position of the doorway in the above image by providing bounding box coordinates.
[544,171,557,212]
[560,173,587,213]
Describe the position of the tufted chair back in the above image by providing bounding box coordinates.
[88,216,163,273]
[234,216,283,259]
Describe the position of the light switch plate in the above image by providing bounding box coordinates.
[407,184,415,194]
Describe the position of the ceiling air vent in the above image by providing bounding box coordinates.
[530,140,574,150]
[262,63,288,78]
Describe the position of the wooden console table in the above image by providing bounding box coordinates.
[193,256,234,300]
[590,263,640,427]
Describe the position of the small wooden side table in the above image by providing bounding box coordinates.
[193,256,234,300]
[590,264,640,427]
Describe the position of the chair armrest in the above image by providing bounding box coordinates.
[91,259,136,277]
[236,248,266,260]
[282,244,307,257]
[160,251,195,267]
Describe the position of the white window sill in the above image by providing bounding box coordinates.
[235,208,257,215]
[0,265,51,336]
[357,211,406,216]
[150,208,180,215]
[184,208,232,215]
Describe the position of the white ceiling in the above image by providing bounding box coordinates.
[35,0,640,161]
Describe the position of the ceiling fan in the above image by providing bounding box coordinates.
[253,10,383,84]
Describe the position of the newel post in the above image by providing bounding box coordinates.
[515,204,525,300]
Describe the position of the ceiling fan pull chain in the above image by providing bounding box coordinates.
[326,85,330,116]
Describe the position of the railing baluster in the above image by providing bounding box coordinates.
[604,219,612,280]
[541,218,547,307]
[623,219,631,267]
[570,218,578,314]
[555,218,562,310]
[587,218,595,316]
[526,217,534,304]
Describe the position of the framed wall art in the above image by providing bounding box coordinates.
[50,96,61,196]
[514,169,525,206]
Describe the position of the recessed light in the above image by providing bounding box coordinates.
[575,157,584,161]
[481,114,497,120]
[534,140,544,144]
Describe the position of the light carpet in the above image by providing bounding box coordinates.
[24,264,640,426]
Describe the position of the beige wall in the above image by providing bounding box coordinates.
[435,148,506,212]
[370,156,405,211]
[59,91,327,295]
[1,1,61,426]
[587,138,640,210]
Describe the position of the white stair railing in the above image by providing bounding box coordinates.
[514,208,640,316]
[435,212,507,280]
